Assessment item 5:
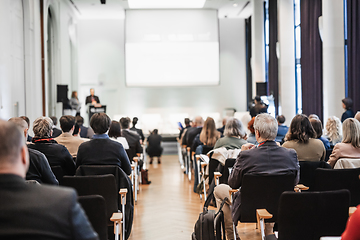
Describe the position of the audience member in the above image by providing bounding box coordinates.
[85,88,100,105]
[20,116,33,142]
[355,112,360,123]
[341,97,355,122]
[310,118,331,150]
[249,95,268,118]
[28,117,76,176]
[325,116,342,147]
[246,117,258,145]
[341,205,360,240]
[181,116,204,152]
[146,129,163,164]
[130,117,145,143]
[282,114,325,161]
[69,91,81,116]
[120,117,143,162]
[179,117,191,139]
[8,117,58,185]
[108,120,129,150]
[0,120,98,239]
[55,115,87,158]
[192,117,221,154]
[50,116,62,138]
[76,113,131,175]
[275,115,288,143]
[213,114,299,239]
[328,118,360,168]
[308,114,320,120]
[214,117,248,149]
[73,123,81,137]
[76,115,94,139]
[217,117,228,135]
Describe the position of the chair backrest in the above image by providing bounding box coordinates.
[202,145,213,155]
[313,168,360,206]
[277,190,350,240]
[62,174,118,224]
[78,195,108,240]
[299,161,331,190]
[239,173,295,223]
[50,166,64,184]
[219,158,236,184]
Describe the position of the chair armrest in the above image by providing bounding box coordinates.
[196,156,200,161]
[295,184,309,192]
[133,157,138,163]
[214,172,222,178]
[119,188,127,204]
[187,147,191,152]
[136,153,141,158]
[228,188,239,201]
[182,145,187,149]
[192,152,196,157]
[110,212,123,222]
[200,162,207,167]
[349,207,357,217]
[256,209,273,219]
[131,164,136,170]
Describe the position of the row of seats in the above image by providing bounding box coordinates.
[178,142,360,239]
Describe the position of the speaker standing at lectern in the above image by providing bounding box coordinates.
[85,88,100,105]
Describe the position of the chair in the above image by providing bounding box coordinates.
[298,161,331,190]
[274,190,350,240]
[51,166,64,184]
[62,174,128,240]
[75,165,134,239]
[78,195,109,240]
[219,158,236,185]
[232,173,296,239]
[313,168,360,206]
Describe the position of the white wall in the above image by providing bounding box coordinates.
[77,17,247,133]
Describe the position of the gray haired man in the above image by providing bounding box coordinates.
[214,113,300,240]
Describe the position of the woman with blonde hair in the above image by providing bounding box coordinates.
[192,117,221,154]
[325,116,342,147]
[328,118,360,168]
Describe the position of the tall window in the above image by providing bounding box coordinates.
[344,0,348,97]
[264,0,269,83]
[294,0,302,114]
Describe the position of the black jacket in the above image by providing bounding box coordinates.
[76,138,131,175]
[85,95,100,104]
[28,139,76,176]
[0,174,98,240]
[182,127,203,151]
[27,148,58,185]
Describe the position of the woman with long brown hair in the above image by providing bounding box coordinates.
[192,117,221,154]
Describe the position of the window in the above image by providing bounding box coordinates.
[294,0,302,114]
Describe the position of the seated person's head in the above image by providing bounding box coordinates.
[308,114,320,120]
[33,117,53,138]
[355,112,360,123]
[90,113,111,135]
[276,115,286,125]
[224,117,246,139]
[184,118,190,126]
[0,120,29,177]
[342,118,360,148]
[132,117,138,127]
[20,116,30,129]
[8,118,28,138]
[75,116,84,126]
[120,117,130,129]
[50,116,58,126]
[247,117,256,134]
[309,118,323,139]
[59,115,75,133]
[109,121,121,138]
[253,113,278,141]
[286,114,316,143]
[72,123,80,136]
[194,116,204,127]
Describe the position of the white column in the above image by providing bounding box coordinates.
[251,0,265,97]
[322,0,345,122]
[278,0,296,125]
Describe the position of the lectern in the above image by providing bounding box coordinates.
[88,105,106,122]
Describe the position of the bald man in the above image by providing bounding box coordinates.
[0,120,98,239]
[181,116,204,152]
[8,117,58,185]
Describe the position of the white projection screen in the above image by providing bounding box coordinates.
[125,10,219,87]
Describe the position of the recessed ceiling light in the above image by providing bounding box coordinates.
[233,3,238,7]
[128,0,206,9]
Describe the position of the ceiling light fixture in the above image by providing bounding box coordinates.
[233,3,238,7]
[128,0,206,9]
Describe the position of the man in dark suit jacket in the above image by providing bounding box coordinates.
[214,114,299,240]
[181,116,204,152]
[0,120,98,240]
[120,117,143,162]
[76,113,131,175]
[85,88,100,105]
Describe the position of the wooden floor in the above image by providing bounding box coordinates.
[128,154,261,240]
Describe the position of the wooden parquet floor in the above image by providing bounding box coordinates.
[128,155,261,240]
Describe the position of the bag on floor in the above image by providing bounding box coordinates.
[192,197,227,240]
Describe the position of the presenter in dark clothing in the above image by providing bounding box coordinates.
[146,129,163,164]
[85,88,100,105]
[76,113,131,175]
[341,97,355,122]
